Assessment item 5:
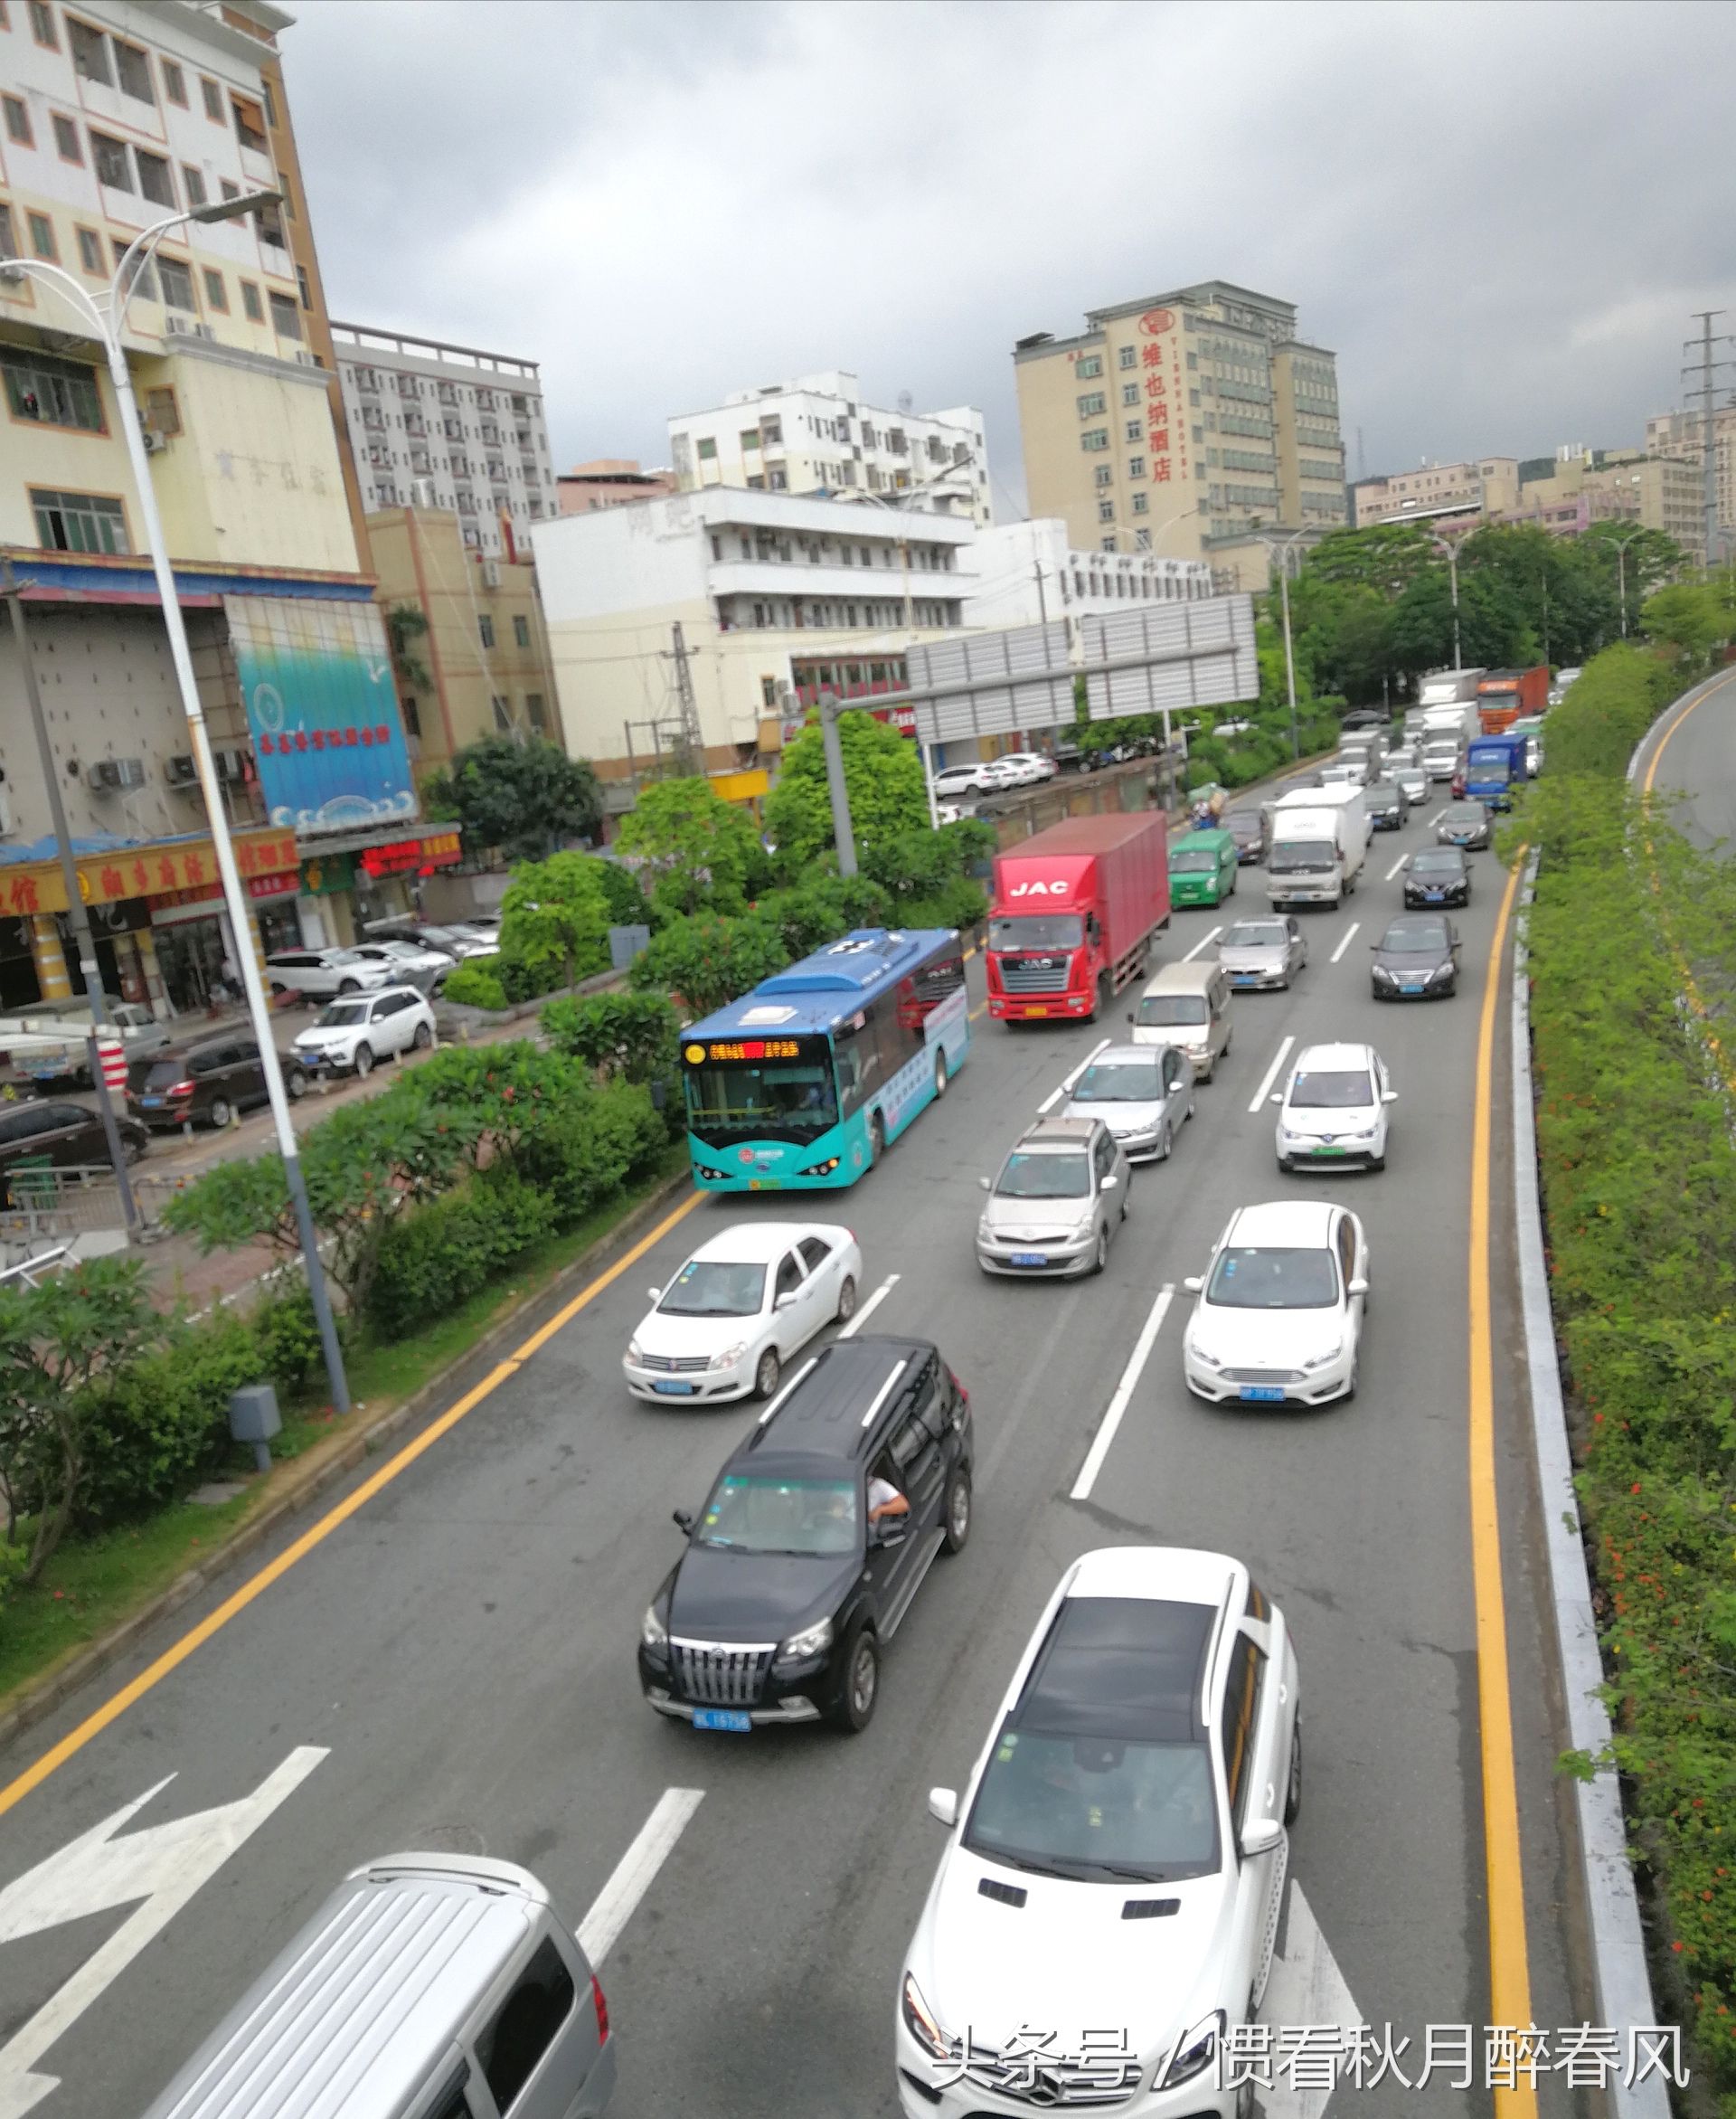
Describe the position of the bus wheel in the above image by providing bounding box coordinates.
[870,1112,886,1165]
[933,1049,948,1099]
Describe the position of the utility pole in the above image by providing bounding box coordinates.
[816,690,857,876]
[1429,534,1462,669]
[1683,311,1734,569]
[668,621,703,779]
[3,563,139,1234]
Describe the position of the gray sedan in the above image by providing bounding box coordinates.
[1218,915,1307,992]
[1436,800,1492,850]
[976,1116,1129,1276]
[1365,780,1406,830]
[1372,913,1461,999]
[1061,1043,1194,1162]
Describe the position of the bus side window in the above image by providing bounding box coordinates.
[835,1024,872,1114]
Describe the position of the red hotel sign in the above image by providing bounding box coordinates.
[359,830,463,879]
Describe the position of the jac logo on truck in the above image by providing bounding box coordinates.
[1007,879,1071,897]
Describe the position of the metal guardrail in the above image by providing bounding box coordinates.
[0,1161,139,1250]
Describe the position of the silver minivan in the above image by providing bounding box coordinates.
[1127,960,1232,1080]
[141,1853,615,2119]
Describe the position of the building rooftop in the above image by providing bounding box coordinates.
[330,321,540,383]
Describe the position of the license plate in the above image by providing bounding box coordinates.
[653,1379,696,1395]
[1312,1145,1346,1155]
[1401,983,1424,994]
[1025,1007,1049,1017]
[1240,1386,1286,1403]
[1231,974,1258,986]
[749,1178,780,1190]
[693,1708,752,1733]
[140,1095,165,1108]
[1010,1252,1049,1267]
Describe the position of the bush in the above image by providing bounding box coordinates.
[754,874,890,958]
[78,1310,264,1527]
[252,1284,342,1404]
[628,911,790,1017]
[894,875,988,933]
[367,1168,560,1342]
[586,856,653,932]
[442,959,510,1010]
[541,990,680,1084]
[514,1077,667,1210]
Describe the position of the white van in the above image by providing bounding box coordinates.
[1127,960,1232,1081]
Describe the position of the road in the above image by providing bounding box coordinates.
[0,794,1591,2118]
[1634,662,1736,852]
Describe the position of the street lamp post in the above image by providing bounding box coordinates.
[2,194,352,1416]
[1609,528,1644,638]
[1255,529,1311,759]
[1429,534,1463,671]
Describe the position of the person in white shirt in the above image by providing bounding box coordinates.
[866,1471,910,1525]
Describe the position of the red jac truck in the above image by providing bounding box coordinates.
[986,811,1170,1024]
[1477,665,1549,733]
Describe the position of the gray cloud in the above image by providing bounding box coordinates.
[279,0,1736,506]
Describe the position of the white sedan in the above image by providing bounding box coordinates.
[1181,1198,1367,1406]
[898,1545,1300,2119]
[1271,1042,1395,1172]
[623,1221,862,1404]
[932,763,992,799]
[997,751,1059,784]
[290,986,436,1077]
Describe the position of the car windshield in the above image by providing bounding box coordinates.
[1206,1245,1338,1309]
[1410,852,1461,873]
[1222,922,1286,950]
[1369,785,1398,804]
[1137,994,1208,1026]
[684,1058,839,1137]
[658,1259,767,1318]
[696,1473,859,1556]
[1071,1059,1165,1103]
[1444,809,1483,827]
[997,1149,1090,1199]
[964,1729,1219,1882]
[1288,1069,1373,1109]
[990,915,1084,951]
[1170,847,1221,872]
[315,1003,368,1027]
[1382,922,1449,954]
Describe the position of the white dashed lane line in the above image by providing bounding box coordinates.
[1247,1033,1296,1116]
[1183,924,1222,962]
[1038,1036,1111,1114]
[1329,921,1361,964]
[579,1788,705,1967]
[1071,1283,1175,1502]
[1384,852,1409,881]
[837,1272,901,1339]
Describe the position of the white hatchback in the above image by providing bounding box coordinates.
[1181,1198,1368,1406]
[290,987,436,1077]
[623,1221,863,1404]
[1271,1042,1395,1172]
[897,1546,1300,2119]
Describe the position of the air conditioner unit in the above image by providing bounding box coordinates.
[191,321,216,342]
[212,747,252,784]
[141,430,168,454]
[165,313,193,336]
[113,756,146,790]
[409,478,435,507]
[88,760,123,791]
[164,753,200,788]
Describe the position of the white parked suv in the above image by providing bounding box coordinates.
[290,987,436,1077]
[998,751,1058,784]
[898,1545,1300,2119]
[265,947,397,1000]
[1270,1042,1395,1172]
[1182,1199,1368,1407]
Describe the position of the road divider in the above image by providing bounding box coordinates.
[1247,1035,1296,1116]
[838,1272,901,1339]
[1329,922,1360,964]
[578,1786,704,1968]
[1038,1036,1111,1114]
[1183,924,1222,963]
[1070,1284,1174,1502]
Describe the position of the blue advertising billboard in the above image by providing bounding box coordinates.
[225,594,419,836]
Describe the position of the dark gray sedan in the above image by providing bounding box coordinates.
[1436,799,1492,850]
[1365,780,1405,831]
[1223,809,1267,864]
[1403,845,1472,908]
[1371,913,1461,999]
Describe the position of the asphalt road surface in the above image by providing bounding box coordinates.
[1635,662,1736,853]
[0,796,1593,2118]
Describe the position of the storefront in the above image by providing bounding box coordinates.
[294,827,464,941]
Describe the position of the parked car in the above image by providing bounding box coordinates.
[14,998,173,1087]
[1218,914,1307,991]
[1436,800,1492,850]
[932,763,993,800]
[290,987,436,1076]
[128,1033,309,1130]
[638,1334,974,1732]
[0,1099,148,1193]
[1372,913,1461,998]
[623,1222,863,1404]
[998,751,1059,784]
[1271,1041,1396,1171]
[1402,847,1472,909]
[1182,1197,1368,1406]
[365,919,498,961]
[897,1546,1300,2119]
[976,1117,1128,1278]
[345,938,459,991]
[1364,780,1405,831]
[265,946,398,999]
[1061,1043,1194,1163]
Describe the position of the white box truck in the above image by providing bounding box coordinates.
[1417,667,1486,708]
[1420,703,1477,780]
[1266,785,1369,909]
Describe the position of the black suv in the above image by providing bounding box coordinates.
[127,1033,309,1130]
[638,1336,973,1735]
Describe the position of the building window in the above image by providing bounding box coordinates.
[478,614,495,648]
[1135,528,1151,550]
[231,95,268,154]
[1094,465,1113,489]
[202,266,228,311]
[296,262,311,308]
[1125,420,1142,442]
[112,238,156,300]
[1076,392,1105,417]
[696,436,717,459]
[157,257,194,310]
[1121,383,1140,408]
[75,225,102,274]
[1076,355,1103,378]
[70,17,111,83]
[28,0,58,46]
[91,130,131,190]
[1127,457,1145,479]
[401,695,421,738]
[525,693,546,732]
[113,38,153,102]
[490,695,511,732]
[52,112,82,162]
[201,73,222,119]
[1118,345,1137,370]
[31,487,128,553]
[240,279,263,322]
[135,150,175,208]
[4,347,104,430]
[3,93,31,145]
[26,211,56,260]
[1098,500,1114,523]
[1080,429,1109,452]
[183,165,207,207]
[162,57,187,105]
[1132,492,1149,515]
[513,614,530,648]
[268,290,301,340]
[260,76,277,128]
[1099,535,1117,552]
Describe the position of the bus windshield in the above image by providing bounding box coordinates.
[684,1056,839,1139]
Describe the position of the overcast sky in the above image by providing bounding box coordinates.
[282,0,1735,512]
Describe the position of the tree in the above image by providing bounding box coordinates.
[421,734,601,862]
[1640,583,1730,673]
[1294,524,1438,592]
[614,776,765,920]
[763,712,929,869]
[628,912,790,1017]
[498,850,614,991]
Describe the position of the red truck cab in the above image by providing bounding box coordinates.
[1476,664,1549,734]
[986,812,1170,1023]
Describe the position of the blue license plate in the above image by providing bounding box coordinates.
[693,1708,752,1733]
[1231,974,1257,986]
[1240,1386,1286,1403]
[140,1095,165,1108]
[1010,1252,1049,1267]
[1400,983,1424,994]
[653,1379,696,1395]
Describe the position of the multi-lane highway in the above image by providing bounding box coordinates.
[0,799,1593,2118]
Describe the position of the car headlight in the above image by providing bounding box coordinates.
[776,1615,833,1663]
[641,1603,668,1650]
[1159,2010,1224,2088]
[901,1972,950,2062]
[625,1339,644,1366]
[1187,1341,1222,1370]
[1429,963,1454,981]
[977,1216,994,1241]
[708,1341,750,1370]
[1303,1342,1344,1370]
[1372,964,1396,984]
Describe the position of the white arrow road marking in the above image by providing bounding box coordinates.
[578,1787,703,1968]
[1247,1035,1295,1116]
[1038,1036,1111,1113]
[1328,922,1360,964]
[1071,1284,1173,1502]
[1183,924,1222,963]
[0,1747,326,2119]
[838,1272,900,1339]
[1258,1881,1362,2119]
[1383,852,1408,881]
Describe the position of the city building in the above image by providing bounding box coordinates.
[964,517,1213,630]
[529,487,976,810]
[1505,447,1705,563]
[333,321,556,557]
[0,0,446,1017]
[1013,280,1348,587]
[668,371,991,524]
[1646,407,1733,553]
[363,505,563,771]
[555,459,678,515]
[1353,457,1519,530]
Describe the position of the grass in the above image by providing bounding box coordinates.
[0,1151,688,1711]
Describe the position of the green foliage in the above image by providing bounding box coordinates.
[1641,582,1731,673]
[628,911,790,1017]
[251,1284,338,1403]
[892,875,989,932]
[614,776,765,920]
[384,601,431,695]
[440,959,510,1010]
[1518,642,1677,781]
[756,874,890,958]
[542,989,681,1084]
[420,733,601,861]
[367,1168,559,1342]
[586,856,653,932]
[78,1310,263,1528]
[764,713,929,869]
[498,850,614,992]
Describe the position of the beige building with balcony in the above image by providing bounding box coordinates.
[1014,280,1347,590]
[1353,457,1520,529]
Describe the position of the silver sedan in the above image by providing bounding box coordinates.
[1218,914,1308,991]
[1061,1042,1194,1162]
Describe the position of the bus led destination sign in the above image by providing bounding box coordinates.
[691,1038,803,1063]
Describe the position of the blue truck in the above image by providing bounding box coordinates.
[1463,732,1529,810]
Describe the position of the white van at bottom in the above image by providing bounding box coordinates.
[141,1853,614,2119]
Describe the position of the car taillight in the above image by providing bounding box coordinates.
[590,1972,609,2044]
[166,1080,195,1098]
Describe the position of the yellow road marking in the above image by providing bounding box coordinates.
[0,1187,708,1821]
[1470,850,1534,2113]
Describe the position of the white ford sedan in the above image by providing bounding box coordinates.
[897,1546,1300,2119]
[1181,1199,1367,1406]
[623,1221,862,1404]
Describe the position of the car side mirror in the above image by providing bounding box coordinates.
[1099,1172,1118,1191]
[1240,1815,1285,1859]
[1382,1089,1398,1104]
[647,1286,662,1303]
[979,1175,991,1191]
[1183,1274,1203,1294]
[928,1786,960,1828]
[673,1508,694,1534]
[1348,1277,1370,1297]
[775,1291,797,1310]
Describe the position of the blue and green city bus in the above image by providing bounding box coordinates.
[681,928,971,1191]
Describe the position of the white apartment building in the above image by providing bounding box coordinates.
[966,518,1214,631]
[668,371,991,524]
[333,321,555,556]
[529,488,976,800]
